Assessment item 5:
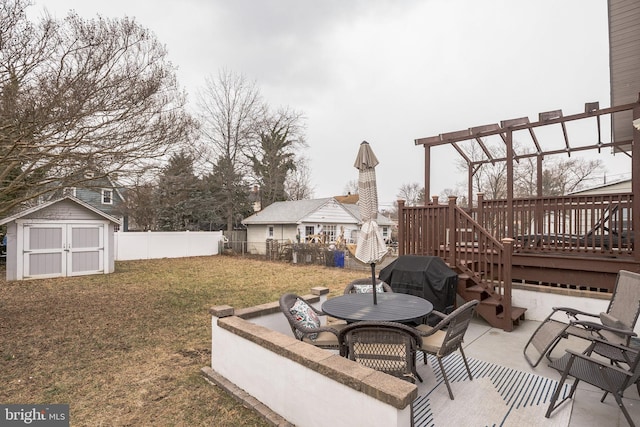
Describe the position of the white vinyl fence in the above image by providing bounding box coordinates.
[114,231,225,261]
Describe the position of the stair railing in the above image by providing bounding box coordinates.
[398,197,514,330]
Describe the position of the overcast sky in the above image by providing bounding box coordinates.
[32,0,631,208]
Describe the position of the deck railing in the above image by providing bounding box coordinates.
[475,192,634,257]
[397,197,514,329]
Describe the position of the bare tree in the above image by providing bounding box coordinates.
[285,155,314,200]
[343,180,359,196]
[248,108,306,208]
[456,139,604,199]
[120,180,157,231]
[540,157,603,196]
[396,182,424,206]
[0,0,195,216]
[197,69,264,230]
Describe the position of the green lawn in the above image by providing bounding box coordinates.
[0,256,365,426]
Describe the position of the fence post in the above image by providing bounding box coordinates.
[501,238,514,332]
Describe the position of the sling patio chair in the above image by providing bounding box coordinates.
[279,293,347,350]
[523,269,640,368]
[545,336,640,427]
[343,277,393,294]
[415,299,479,400]
[338,321,423,383]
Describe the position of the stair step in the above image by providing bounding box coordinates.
[478,296,500,306]
[465,284,486,294]
[497,306,527,321]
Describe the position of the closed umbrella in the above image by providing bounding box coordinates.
[354,141,388,304]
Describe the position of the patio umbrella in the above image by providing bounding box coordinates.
[354,141,389,304]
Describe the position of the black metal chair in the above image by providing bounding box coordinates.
[523,269,640,367]
[338,321,423,383]
[343,277,393,294]
[279,293,346,350]
[415,300,479,399]
[545,336,640,427]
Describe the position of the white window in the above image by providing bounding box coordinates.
[267,225,274,238]
[324,225,337,242]
[102,189,113,205]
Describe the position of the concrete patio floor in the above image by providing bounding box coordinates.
[460,316,639,427]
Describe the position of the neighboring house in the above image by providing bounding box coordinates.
[58,173,127,230]
[568,178,631,196]
[241,197,394,255]
[568,178,631,233]
[0,196,120,281]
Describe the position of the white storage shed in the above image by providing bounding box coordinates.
[0,196,120,281]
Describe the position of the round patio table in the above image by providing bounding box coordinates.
[322,292,433,323]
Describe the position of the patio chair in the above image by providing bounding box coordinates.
[343,277,393,294]
[338,321,423,383]
[415,299,479,400]
[279,293,347,350]
[523,269,640,368]
[545,336,640,427]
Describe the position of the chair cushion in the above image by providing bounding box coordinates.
[416,324,446,353]
[600,312,627,330]
[353,283,384,294]
[290,298,321,339]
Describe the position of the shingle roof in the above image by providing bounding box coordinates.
[242,198,394,226]
[0,196,121,226]
[342,204,394,226]
[242,198,335,224]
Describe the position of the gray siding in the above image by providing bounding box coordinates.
[24,199,103,221]
[609,0,640,146]
[75,186,123,217]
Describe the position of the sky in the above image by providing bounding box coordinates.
[30,0,631,209]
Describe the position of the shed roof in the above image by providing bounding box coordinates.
[0,196,121,226]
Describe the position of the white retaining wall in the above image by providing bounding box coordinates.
[208,291,415,427]
[114,231,225,260]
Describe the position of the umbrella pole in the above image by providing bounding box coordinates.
[370,263,377,305]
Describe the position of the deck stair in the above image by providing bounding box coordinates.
[448,265,526,331]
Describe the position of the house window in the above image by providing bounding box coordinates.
[267,225,274,238]
[323,225,337,242]
[63,187,76,197]
[382,227,389,239]
[102,189,113,205]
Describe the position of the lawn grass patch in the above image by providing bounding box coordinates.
[0,256,365,426]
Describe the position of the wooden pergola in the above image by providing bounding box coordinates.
[414,94,640,257]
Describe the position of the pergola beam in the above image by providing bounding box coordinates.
[415,101,636,148]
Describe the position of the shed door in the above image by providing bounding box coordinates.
[23,224,65,278]
[68,224,104,276]
[22,223,104,278]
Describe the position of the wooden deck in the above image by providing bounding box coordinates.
[397,193,639,331]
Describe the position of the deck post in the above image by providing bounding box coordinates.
[633,94,640,263]
[448,196,457,267]
[397,199,405,256]
[424,145,431,201]
[501,238,514,332]
[476,193,484,227]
